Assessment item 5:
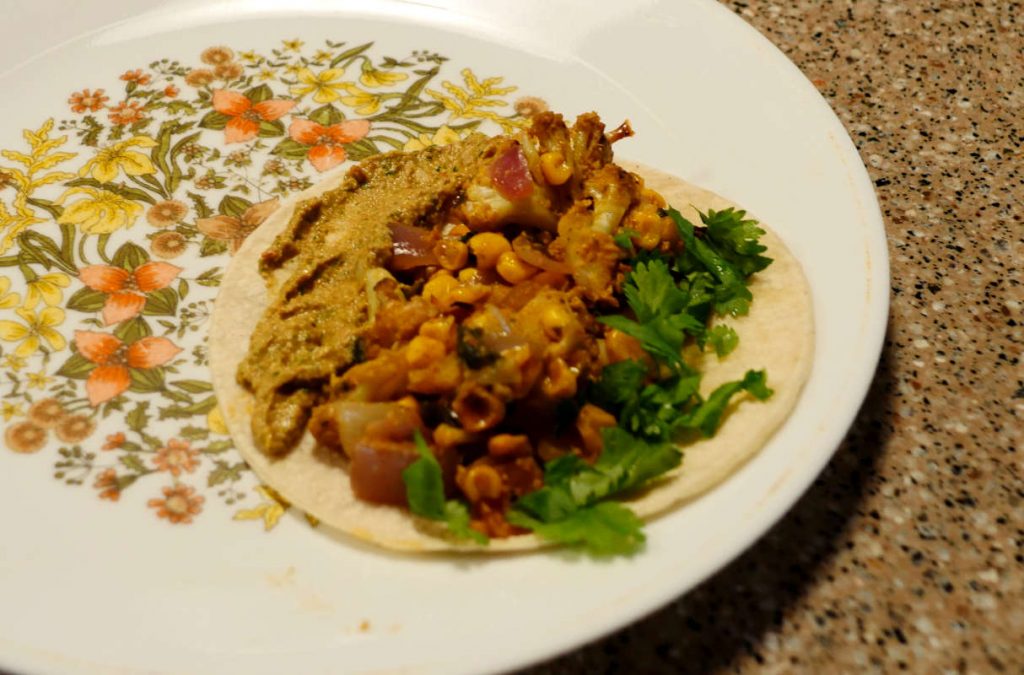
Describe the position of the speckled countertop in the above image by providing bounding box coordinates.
[527,1,1023,672]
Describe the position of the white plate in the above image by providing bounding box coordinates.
[0,1,887,673]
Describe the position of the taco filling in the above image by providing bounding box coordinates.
[219,112,811,554]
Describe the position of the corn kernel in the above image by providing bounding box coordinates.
[419,316,455,347]
[458,267,482,284]
[450,284,491,305]
[540,303,572,342]
[469,232,511,269]
[434,239,469,271]
[496,250,538,284]
[449,223,470,238]
[405,335,446,369]
[452,384,505,432]
[460,464,503,502]
[539,151,572,186]
[422,271,458,304]
[605,328,647,363]
[488,434,532,458]
[541,357,578,399]
[407,353,463,394]
[434,423,476,449]
[396,395,419,410]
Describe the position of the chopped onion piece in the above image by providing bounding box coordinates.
[512,234,571,274]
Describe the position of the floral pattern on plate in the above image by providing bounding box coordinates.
[0,38,529,528]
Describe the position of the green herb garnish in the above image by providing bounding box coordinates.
[402,432,487,544]
[509,207,775,554]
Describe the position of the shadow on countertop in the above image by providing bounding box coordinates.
[522,337,897,674]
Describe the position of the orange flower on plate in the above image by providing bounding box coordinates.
[68,88,108,113]
[163,84,179,98]
[196,198,279,253]
[74,330,182,406]
[151,232,187,259]
[148,484,204,524]
[185,69,215,88]
[152,438,199,477]
[212,90,295,144]
[55,414,95,443]
[27,398,65,428]
[288,118,370,172]
[108,101,146,126]
[79,260,182,326]
[4,421,46,454]
[94,468,121,501]
[200,46,234,66]
[120,69,152,85]
[103,432,125,450]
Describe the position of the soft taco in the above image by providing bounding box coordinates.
[209,112,814,554]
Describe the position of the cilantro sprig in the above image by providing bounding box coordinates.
[671,207,772,317]
[513,206,775,553]
[402,432,487,545]
[508,429,681,555]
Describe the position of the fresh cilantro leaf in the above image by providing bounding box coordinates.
[706,324,739,357]
[590,360,648,409]
[402,434,446,520]
[508,502,645,556]
[592,361,701,441]
[675,369,773,437]
[517,429,681,515]
[599,314,702,370]
[701,208,773,276]
[513,477,579,522]
[613,228,639,254]
[594,427,682,494]
[443,500,488,545]
[624,259,688,323]
[668,208,754,316]
[402,432,488,544]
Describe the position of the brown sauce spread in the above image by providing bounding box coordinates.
[237,134,496,454]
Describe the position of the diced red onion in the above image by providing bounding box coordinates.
[390,223,438,270]
[350,440,419,506]
[490,144,534,201]
[333,401,402,457]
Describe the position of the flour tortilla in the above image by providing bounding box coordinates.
[208,161,814,553]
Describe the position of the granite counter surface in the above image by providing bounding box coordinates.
[526,1,1022,672]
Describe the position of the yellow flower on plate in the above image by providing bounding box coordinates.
[312,49,333,64]
[78,136,158,183]
[207,405,228,435]
[289,67,348,104]
[258,68,275,81]
[282,38,304,51]
[0,306,66,358]
[2,401,23,421]
[403,125,461,152]
[0,276,21,310]
[238,50,260,63]
[56,186,143,234]
[24,272,70,309]
[359,66,408,88]
[426,68,519,131]
[233,484,289,531]
[26,370,53,389]
[339,83,381,115]
[3,354,26,371]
